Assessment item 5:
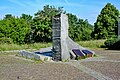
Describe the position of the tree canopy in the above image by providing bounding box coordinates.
[0,15,30,44]
[30,5,65,42]
[68,13,93,41]
[92,3,119,39]
[1,4,119,44]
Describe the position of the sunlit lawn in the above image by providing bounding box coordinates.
[0,39,106,51]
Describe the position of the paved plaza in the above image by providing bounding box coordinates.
[0,50,120,80]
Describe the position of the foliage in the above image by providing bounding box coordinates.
[0,42,51,51]
[68,13,94,41]
[0,5,94,44]
[20,14,33,43]
[0,15,30,44]
[0,37,13,44]
[30,5,65,42]
[104,37,120,49]
[20,14,32,24]
[1,4,119,44]
[92,3,119,39]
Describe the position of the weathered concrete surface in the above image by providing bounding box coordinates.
[52,14,94,61]
[60,14,70,60]
[35,47,52,53]
[19,50,52,61]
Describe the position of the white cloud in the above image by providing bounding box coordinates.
[7,0,28,7]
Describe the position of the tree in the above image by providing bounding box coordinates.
[20,14,33,43]
[31,5,65,42]
[0,5,94,44]
[20,14,32,24]
[67,13,78,40]
[67,13,93,41]
[0,14,30,44]
[4,14,14,20]
[92,3,119,39]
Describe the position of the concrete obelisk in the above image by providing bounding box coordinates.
[52,14,94,61]
[52,14,70,61]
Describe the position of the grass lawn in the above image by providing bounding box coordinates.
[0,39,106,51]
[77,39,106,50]
[0,43,51,51]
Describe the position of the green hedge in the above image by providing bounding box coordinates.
[104,37,120,50]
[0,37,13,44]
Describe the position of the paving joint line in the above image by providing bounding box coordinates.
[67,62,112,80]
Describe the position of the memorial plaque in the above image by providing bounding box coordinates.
[72,49,85,59]
[82,50,93,57]
[72,49,85,56]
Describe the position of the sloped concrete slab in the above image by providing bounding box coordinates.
[19,50,52,61]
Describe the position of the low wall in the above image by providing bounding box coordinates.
[19,50,52,61]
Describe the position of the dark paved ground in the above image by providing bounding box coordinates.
[0,50,120,80]
[0,53,95,80]
[79,50,120,80]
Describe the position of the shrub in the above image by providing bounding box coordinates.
[0,37,13,44]
[104,38,120,50]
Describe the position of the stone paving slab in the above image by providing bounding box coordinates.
[67,61,112,80]
[80,61,120,80]
[0,50,120,80]
[0,63,96,80]
[0,54,96,80]
[79,50,120,80]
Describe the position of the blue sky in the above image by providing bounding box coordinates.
[0,0,120,24]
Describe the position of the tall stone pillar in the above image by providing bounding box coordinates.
[52,14,61,61]
[118,16,120,37]
[60,14,70,60]
[52,14,70,61]
[52,14,94,61]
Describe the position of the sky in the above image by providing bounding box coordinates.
[0,0,120,24]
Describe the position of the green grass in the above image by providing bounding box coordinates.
[77,39,106,49]
[0,43,51,51]
[0,39,106,51]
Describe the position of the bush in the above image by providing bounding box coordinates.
[104,38,120,50]
[0,37,13,44]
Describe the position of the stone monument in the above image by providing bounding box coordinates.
[52,14,70,61]
[52,14,94,61]
[118,16,120,37]
[19,14,94,61]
